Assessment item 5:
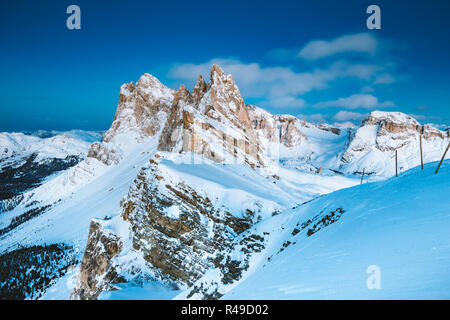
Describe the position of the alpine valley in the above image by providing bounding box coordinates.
[1,65,449,300]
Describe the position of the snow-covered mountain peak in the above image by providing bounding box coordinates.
[208,64,250,129]
[363,110,420,127]
[102,73,175,145]
[154,65,266,168]
[192,74,208,103]
[340,111,448,176]
[136,73,175,101]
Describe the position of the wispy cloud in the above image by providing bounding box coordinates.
[374,73,396,84]
[297,113,329,123]
[409,113,443,123]
[415,105,429,111]
[298,33,378,60]
[333,110,368,122]
[168,31,401,113]
[169,59,388,109]
[297,111,369,125]
[313,94,394,109]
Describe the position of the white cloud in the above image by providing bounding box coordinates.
[361,86,375,93]
[314,94,395,109]
[259,96,306,109]
[297,113,329,123]
[333,110,368,122]
[332,121,357,128]
[374,73,395,84]
[415,105,429,111]
[298,33,378,60]
[409,113,442,123]
[169,59,384,109]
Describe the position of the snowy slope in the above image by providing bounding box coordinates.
[248,107,449,179]
[0,138,158,251]
[217,160,450,299]
[67,151,359,298]
[0,130,102,161]
[0,138,359,299]
[0,137,161,299]
[0,130,104,210]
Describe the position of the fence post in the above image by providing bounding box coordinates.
[360,168,365,184]
[435,141,450,174]
[420,134,424,170]
[395,149,398,177]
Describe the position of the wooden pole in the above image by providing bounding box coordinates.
[360,168,365,184]
[395,149,398,177]
[420,134,424,170]
[435,141,450,174]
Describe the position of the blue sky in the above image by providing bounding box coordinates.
[1,0,449,131]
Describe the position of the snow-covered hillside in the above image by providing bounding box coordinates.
[218,160,450,299]
[0,130,102,161]
[0,130,103,211]
[339,111,448,177]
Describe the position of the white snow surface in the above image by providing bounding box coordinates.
[0,139,360,299]
[217,160,450,299]
[0,130,103,161]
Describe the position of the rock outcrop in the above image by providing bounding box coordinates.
[86,142,121,165]
[158,65,264,167]
[103,74,175,143]
[120,162,255,289]
[71,220,123,300]
[86,74,175,165]
[247,105,307,149]
[341,111,448,174]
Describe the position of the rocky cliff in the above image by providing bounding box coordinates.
[158,65,264,167]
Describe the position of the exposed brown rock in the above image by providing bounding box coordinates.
[156,65,264,167]
[192,75,209,103]
[103,74,175,143]
[115,167,254,289]
[71,220,123,300]
[87,142,121,165]
[247,105,307,149]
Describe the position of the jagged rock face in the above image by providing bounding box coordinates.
[342,111,448,164]
[103,74,175,143]
[361,111,446,142]
[119,160,255,289]
[157,85,193,153]
[192,75,208,104]
[362,111,422,152]
[208,65,253,131]
[158,65,264,167]
[70,152,274,300]
[85,74,175,166]
[71,220,123,300]
[363,111,422,134]
[423,124,447,139]
[247,105,307,149]
[87,142,121,165]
